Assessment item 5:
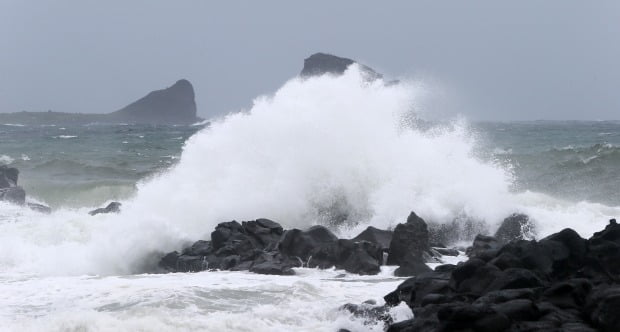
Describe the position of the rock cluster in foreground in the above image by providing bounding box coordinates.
[157,211,534,280]
[0,165,50,213]
[158,212,465,276]
[370,219,620,332]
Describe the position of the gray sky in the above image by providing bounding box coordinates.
[1,1,619,120]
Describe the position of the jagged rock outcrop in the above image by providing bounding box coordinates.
[110,79,198,125]
[159,220,387,276]
[300,53,383,81]
[0,165,25,205]
[387,212,433,276]
[379,219,620,332]
[0,165,51,212]
[495,213,536,243]
[0,79,201,125]
[352,226,393,251]
[158,212,450,276]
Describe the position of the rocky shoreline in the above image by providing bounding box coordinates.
[156,208,619,331]
[341,219,620,332]
[4,163,619,331]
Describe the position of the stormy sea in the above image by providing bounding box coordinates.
[1,68,619,331]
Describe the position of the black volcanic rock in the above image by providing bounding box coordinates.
[352,226,393,251]
[300,53,383,80]
[109,79,198,124]
[495,213,535,243]
[379,219,620,332]
[387,211,432,276]
[159,219,392,276]
[466,234,502,259]
[279,226,383,274]
[159,218,299,275]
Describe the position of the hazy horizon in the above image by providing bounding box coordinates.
[1,1,619,121]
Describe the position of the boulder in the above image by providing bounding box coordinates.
[88,202,122,216]
[466,234,501,260]
[387,211,431,265]
[587,285,620,332]
[278,225,338,260]
[249,252,295,276]
[159,219,296,275]
[352,226,393,251]
[494,213,535,243]
[279,226,383,274]
[386,212,433,277]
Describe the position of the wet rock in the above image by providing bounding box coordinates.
[337,240,383,275]
[587,285,620,332]
[243,218,284,249]
[384,269,453,308]
[88,202,121,216]
[387,212,432,276]
[159,219,292,274]
[158,218,387,276]
[249,252,295,276]
[494,213,535,243]
[352,226,393,251]
[278,225,337,260]
[381,219,620,331]
[487,268,544,291]
[393,254,432,276]
[542,278,591,309]
[466,234,501,259]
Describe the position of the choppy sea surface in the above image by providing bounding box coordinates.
[1,68,619,331]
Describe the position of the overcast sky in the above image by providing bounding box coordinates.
[1,1,619,120]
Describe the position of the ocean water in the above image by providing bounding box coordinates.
[1,66,619,331]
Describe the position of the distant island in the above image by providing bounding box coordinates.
[0,53,385,126]
[0,79,200,125]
